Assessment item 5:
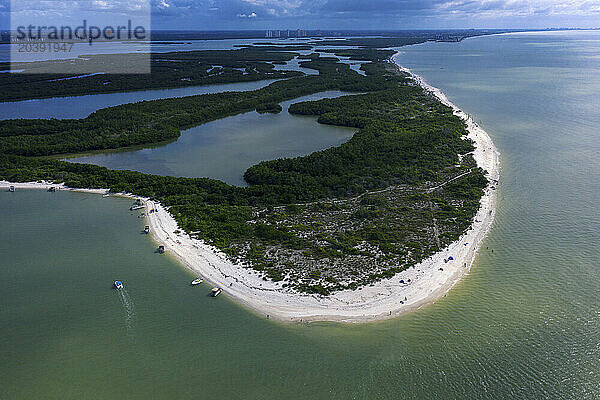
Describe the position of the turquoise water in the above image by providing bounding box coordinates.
[3,31,600,398]
[65,91,357,186]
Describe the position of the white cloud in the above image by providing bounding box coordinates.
[436,0,600,18]
[240,0,304,16]
[11,0,598,27]
[237,11,257,17]
[92,0,109,8]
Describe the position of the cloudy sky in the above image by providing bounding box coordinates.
[2,0,600,30]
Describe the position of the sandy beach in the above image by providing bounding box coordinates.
[143,59,500,323]
[2,61,500,323]
[0,181,110,196]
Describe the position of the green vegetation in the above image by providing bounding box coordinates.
[0,48,305,102]
[307,31,491,48]
[319,48,397,62]
[309,37,429,47]
[0,71,377,157]
[0,48,489,295]
[233,45,314,51]
[256,103,283,114]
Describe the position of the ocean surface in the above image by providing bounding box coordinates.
[2,31,600,399]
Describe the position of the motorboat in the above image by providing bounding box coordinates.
[210,287,222,297]
[114,280,124,289]
[130,199,145,210]
[191,278,203,285]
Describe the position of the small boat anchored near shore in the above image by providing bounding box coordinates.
[114,280,124,289]
[191,278,203,285]
[210,287,222,297]
[130,198,145,210]
[9,185,15,192]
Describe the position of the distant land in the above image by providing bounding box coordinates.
[2,28,594,44]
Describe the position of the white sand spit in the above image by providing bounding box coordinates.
[142,58,500,323]
[2,59,499,322]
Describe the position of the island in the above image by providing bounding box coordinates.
[0,35,499,322]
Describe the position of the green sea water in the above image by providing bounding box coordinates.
[2,31,600,399]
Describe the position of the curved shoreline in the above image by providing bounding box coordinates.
[1,62,500,323]
[144,61,499,323]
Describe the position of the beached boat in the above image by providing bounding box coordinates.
[191,278,203,285]
[114,280,123,289]
[157,245,165,254]
[210,287,222,297]
[144,225,150,234]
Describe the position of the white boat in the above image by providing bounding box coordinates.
[210,287,222,297]
[9,186,15,192]
[114,280,123,289]
[191,278,203,285]
[130,205,144,211]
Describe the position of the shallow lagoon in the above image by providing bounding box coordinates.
[65,91,358,185]
[0,79,278,120]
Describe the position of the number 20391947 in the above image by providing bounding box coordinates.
[18,42,74,53]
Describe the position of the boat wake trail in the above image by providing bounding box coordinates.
[117,288,135,333]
